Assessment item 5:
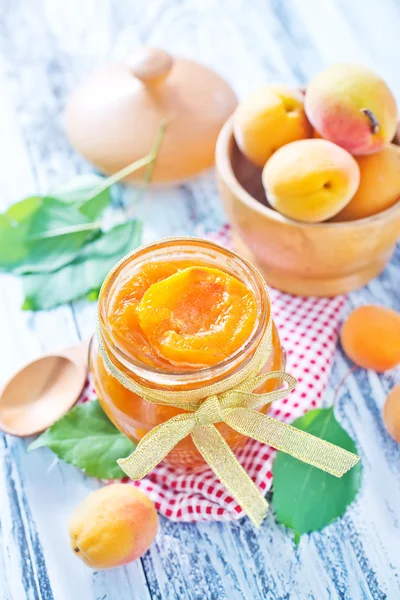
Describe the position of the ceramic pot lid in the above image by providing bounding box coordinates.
[65,48,237,183]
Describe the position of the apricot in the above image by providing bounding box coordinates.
[233,84,312,167]
[69,484,158,569]
[332,144,400,221]
[262,139,360,222]
[305,63,398,155]
[383,385,400,443]
[137,266,257,367]
[341,306,400,372]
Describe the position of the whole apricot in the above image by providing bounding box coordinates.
[262,139,360,222]
[69,484,158,569]
[233,84,312,167]
[341,306,400,372]
[305,63,397,155]
[384,385,400,443]
[332,144,400,221]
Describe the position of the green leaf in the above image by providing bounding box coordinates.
[51,174,111,220]
[6,195,43,221]
[22,198,100,273]
[87,288,100,302]
[22,219,140,310]
[28,400,136,479]
[0,124,165,276]
[272,407,362,543]
[0,196,101,274]
[0,197,42,268]
[0,175,112,274]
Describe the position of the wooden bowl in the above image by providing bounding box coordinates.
[216,117,400,297]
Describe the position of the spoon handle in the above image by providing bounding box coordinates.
[61,338,92,368]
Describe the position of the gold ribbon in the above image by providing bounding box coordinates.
[97,286,359,527]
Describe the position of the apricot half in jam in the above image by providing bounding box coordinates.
[137,266,257,367]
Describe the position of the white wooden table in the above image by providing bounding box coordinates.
[1,1,400,598]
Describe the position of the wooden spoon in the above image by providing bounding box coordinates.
[0,339,91,437]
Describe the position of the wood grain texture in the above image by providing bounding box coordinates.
[0,0,399,598]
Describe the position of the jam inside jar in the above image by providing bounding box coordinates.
[90,238,286,469]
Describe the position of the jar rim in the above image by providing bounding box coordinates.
[97,236,270,387]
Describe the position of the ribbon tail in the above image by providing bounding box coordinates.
[226,408,360,478]
[191,425,269,528]
[118,414,194,479]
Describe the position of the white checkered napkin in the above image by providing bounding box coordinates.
[79,226,346,522]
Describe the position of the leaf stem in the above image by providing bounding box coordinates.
[27,220,103,241]
[27,122,167,242]
[78,121,167,208]
[77,155,153,208]
[124,121,167,222]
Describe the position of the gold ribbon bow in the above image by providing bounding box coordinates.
[97,291,359,527]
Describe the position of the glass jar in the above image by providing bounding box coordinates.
[90,237,286,469]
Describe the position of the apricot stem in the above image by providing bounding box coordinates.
[361,108,380,134]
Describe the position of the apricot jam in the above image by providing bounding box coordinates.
[90,238,285,469]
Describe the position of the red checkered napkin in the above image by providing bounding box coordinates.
[80,225,346,522]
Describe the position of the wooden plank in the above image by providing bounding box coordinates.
[0,2,151,597]
[6,437,151,600]
[128,0,399,597]
[336,0,400,92]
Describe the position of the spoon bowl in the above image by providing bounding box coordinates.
[0,340,90,437]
